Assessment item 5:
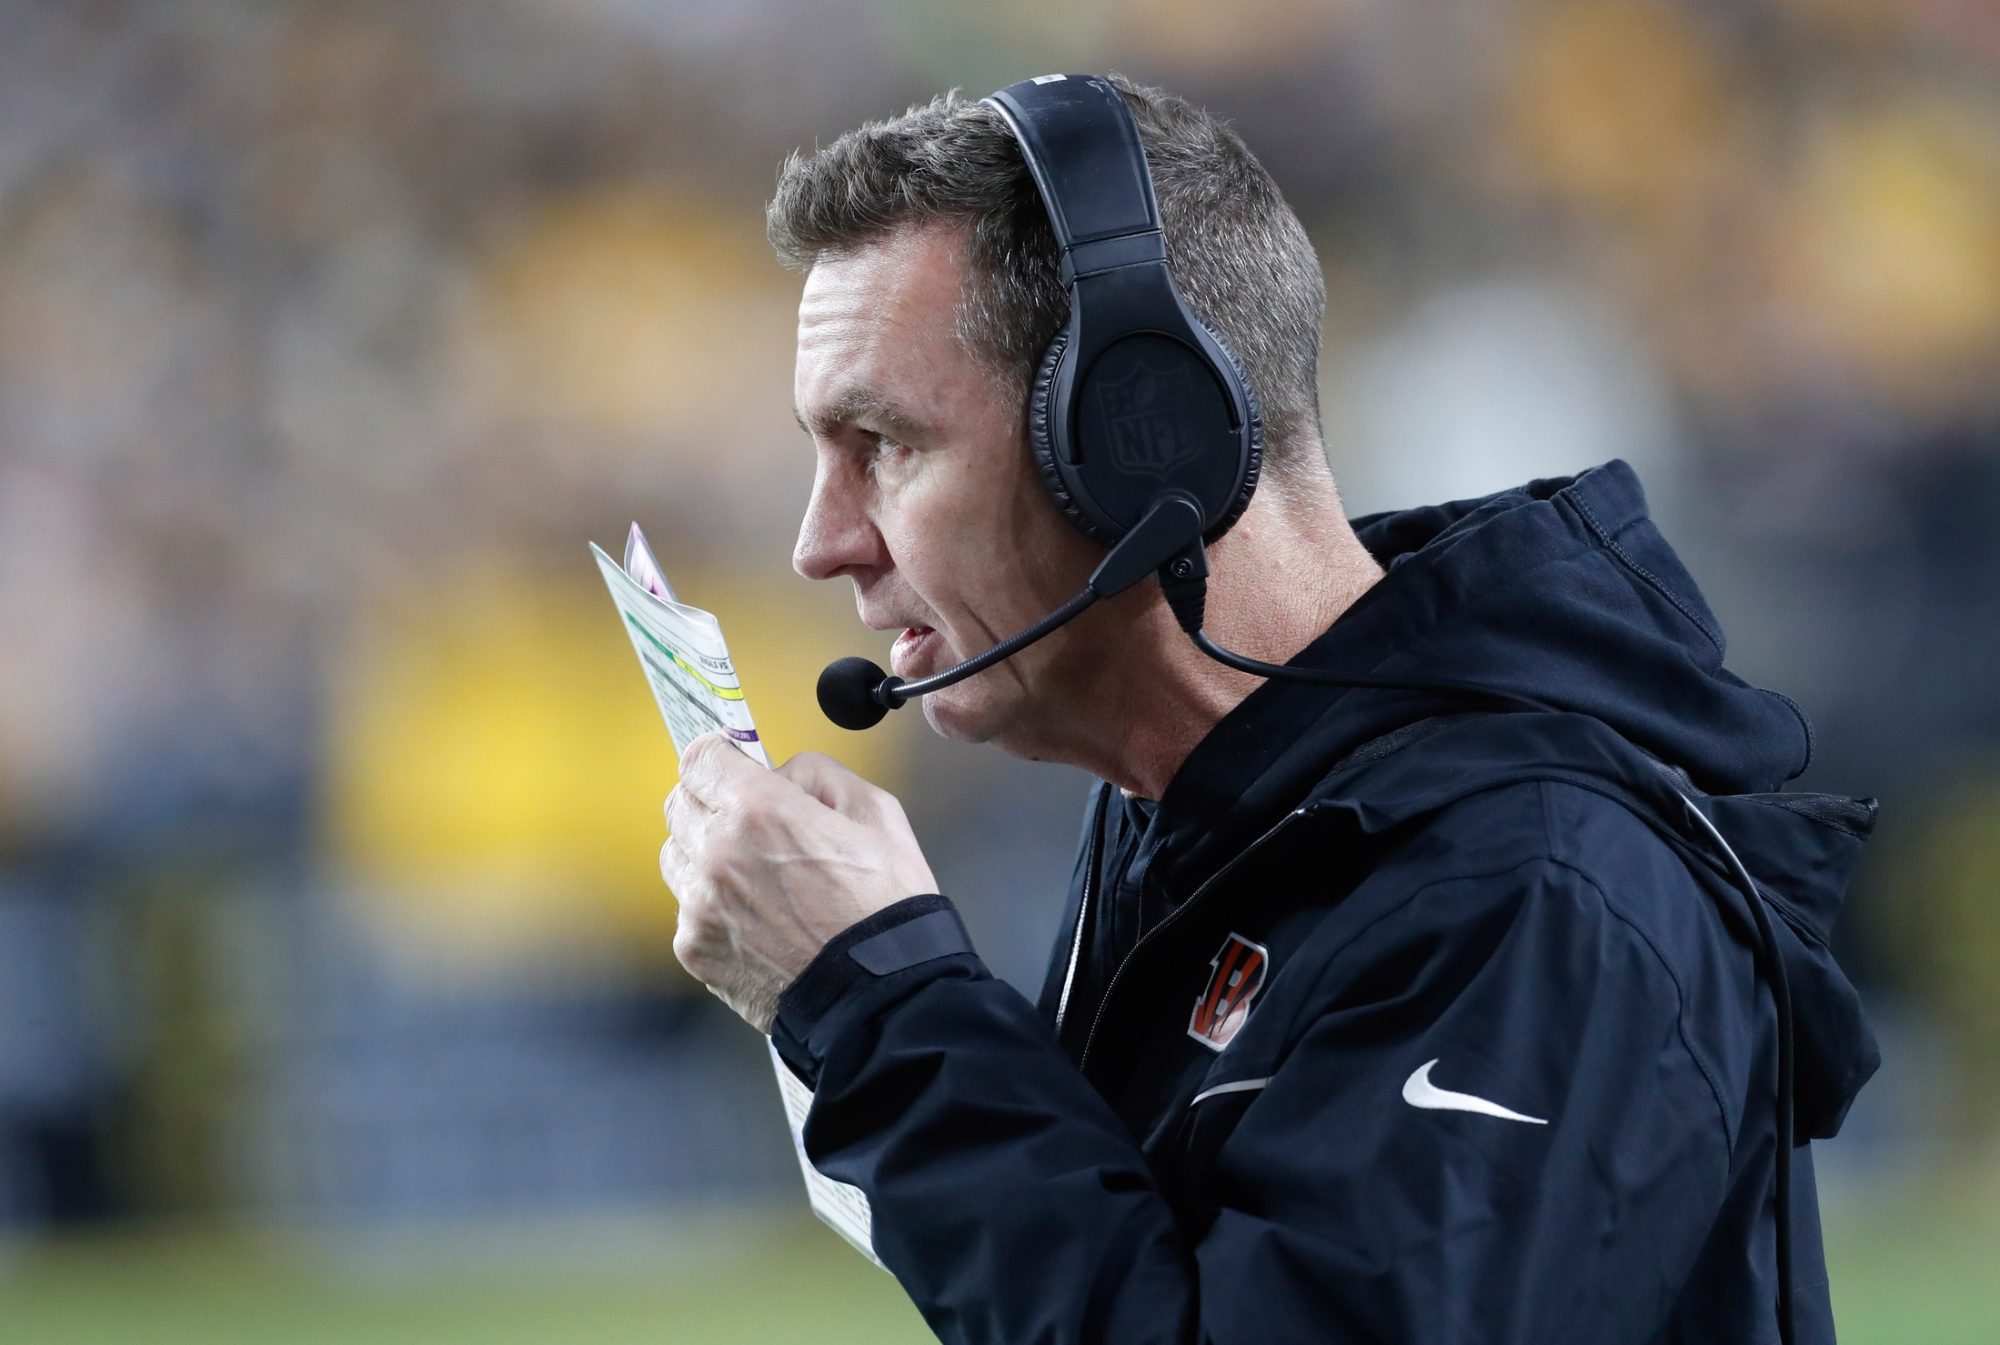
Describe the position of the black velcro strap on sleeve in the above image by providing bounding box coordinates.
[848,907,974,974]
[776,894,965,1028]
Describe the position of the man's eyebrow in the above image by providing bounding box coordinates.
[794,388,930,443]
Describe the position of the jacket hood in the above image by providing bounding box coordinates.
[1149,459,1878,1137]
[1705,788,1881,1138]
[1157,460,1809,854]
[1345,458,1813,794]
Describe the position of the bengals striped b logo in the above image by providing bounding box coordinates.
[1188,932,1269,1050]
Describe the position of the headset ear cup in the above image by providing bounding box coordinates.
[1031,321,1264,545]
[1198,318,1264,542]
[1028,330,1118,544]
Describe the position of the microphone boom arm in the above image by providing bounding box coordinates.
[879,588,1099,705]
[817,493,1209,730]
[882,491,1209,706]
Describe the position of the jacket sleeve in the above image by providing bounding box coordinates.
[771,856,1738,1345]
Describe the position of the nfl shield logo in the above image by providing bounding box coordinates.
[1098,358,1199,480]
[1189,932,1269,1051]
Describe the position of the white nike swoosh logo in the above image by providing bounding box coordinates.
[1402,1059,1548,1125]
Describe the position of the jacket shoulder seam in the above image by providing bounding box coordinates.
[1283,848,1563,1042]
[1294,786,1738,1162]
[1533,784,1738,1159]
[1567,489,1724,654]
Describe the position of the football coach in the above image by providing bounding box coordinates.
[658,74,1880,1344]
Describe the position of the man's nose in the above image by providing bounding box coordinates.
[793,459,883,582]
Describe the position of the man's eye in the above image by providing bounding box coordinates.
[869,433,903,456]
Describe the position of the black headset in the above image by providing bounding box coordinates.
[815,72,1279,730]
[817,72,1571,731]
[985,73,1264,549]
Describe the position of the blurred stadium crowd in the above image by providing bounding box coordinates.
[1,0,1997,1259]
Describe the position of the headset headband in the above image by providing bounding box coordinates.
[983,75,1170,285]
[980,73,1263,547]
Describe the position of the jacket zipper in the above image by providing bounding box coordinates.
[1055,785,1111,1036]
[1080,806,1310,1074]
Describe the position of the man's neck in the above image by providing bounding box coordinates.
[1011,471,1385,800]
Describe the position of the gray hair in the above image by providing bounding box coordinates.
[766,76,1328,476]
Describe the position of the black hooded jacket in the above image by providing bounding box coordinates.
[771,459,1880,1344]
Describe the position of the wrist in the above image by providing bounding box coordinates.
[771,894,975,1084]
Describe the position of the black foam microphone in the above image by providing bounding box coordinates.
[816,494,1206,730]
[817,656,904,732]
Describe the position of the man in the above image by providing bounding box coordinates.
[659,76,1879,1343]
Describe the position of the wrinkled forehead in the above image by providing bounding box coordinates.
[796,227,966,356]
[793,226,996,429]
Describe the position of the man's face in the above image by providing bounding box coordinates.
[792,226,1103,746]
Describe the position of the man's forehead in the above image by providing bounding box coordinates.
[812,223,963,283]
[799,228,971,357]
[794,229,971,442]
[801,227,959,308]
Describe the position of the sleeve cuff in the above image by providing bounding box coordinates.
[771,894,976,1085]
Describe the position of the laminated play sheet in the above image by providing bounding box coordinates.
[593,523,883,1268]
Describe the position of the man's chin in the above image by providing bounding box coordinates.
[917,683,1010,746]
